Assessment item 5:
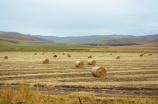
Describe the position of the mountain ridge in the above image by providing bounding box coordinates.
[34,34,158,43]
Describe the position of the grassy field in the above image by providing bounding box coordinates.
[0,51,158,103]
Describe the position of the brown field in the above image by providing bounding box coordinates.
[0,52,158,103]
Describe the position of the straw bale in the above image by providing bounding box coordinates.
[116,56,120,59]
[53,55,57,57]
[148,53,152,56]
[88,59,96,65]
[110,53,112,55]
[67,54,71,57]
[91,66,106,77]
[4,56,8,59]
[68,55,71,58]
[75,61,84,68]
[88,55,92,58]
[63,53,65,55]
[140,54,143,56]
[42,58,49,64]
[34,53,37,55]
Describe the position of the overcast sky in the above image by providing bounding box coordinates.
[0,0,158,37]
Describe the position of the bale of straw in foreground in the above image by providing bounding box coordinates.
[53,55,57,57]
[75,61,84,68]
[42,58,49,64]
[91,66,106,77]
[116,56,120,59]
[88,55,92,58]
[4,56,8,59]
[88,59,96,65]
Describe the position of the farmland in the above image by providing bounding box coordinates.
[0,51,158,103]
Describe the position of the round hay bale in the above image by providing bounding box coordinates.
[4,56,8,59]
[53,55,57,58]
[91,66,106,77]
[63,53,65,55]
[67,54,71,57]
[88,55,92,58]
[116,56,120,59]
[148,53,152,56]
[42,58,49,64]
[52,52,54,54]
[34,53,37,55]
[110,53,112,55]
[88,59,96,65]
[140,54,143,56]
[75,61,84,68]
[68,55,71,58]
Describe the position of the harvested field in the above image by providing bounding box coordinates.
[0,52,158,99]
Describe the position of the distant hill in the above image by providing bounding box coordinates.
[34,35,134,43]
[0,32,53,43]
[0,31,6,34]
[145,39,158,44]
[0,37,20,44]
[34,34,158,43]
[88,38,149,46]
[137,34,158,40]
[1,30,158,44]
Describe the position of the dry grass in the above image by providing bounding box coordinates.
[0,52,158,103]
[0,52,158,87]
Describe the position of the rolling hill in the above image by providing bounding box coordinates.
[0,31,6,34]
[0,32,53,44]
[34,35,134,43]
[34,34,158,43]
[89,38,149,46]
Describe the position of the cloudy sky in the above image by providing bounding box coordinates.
[0,0,158,37]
